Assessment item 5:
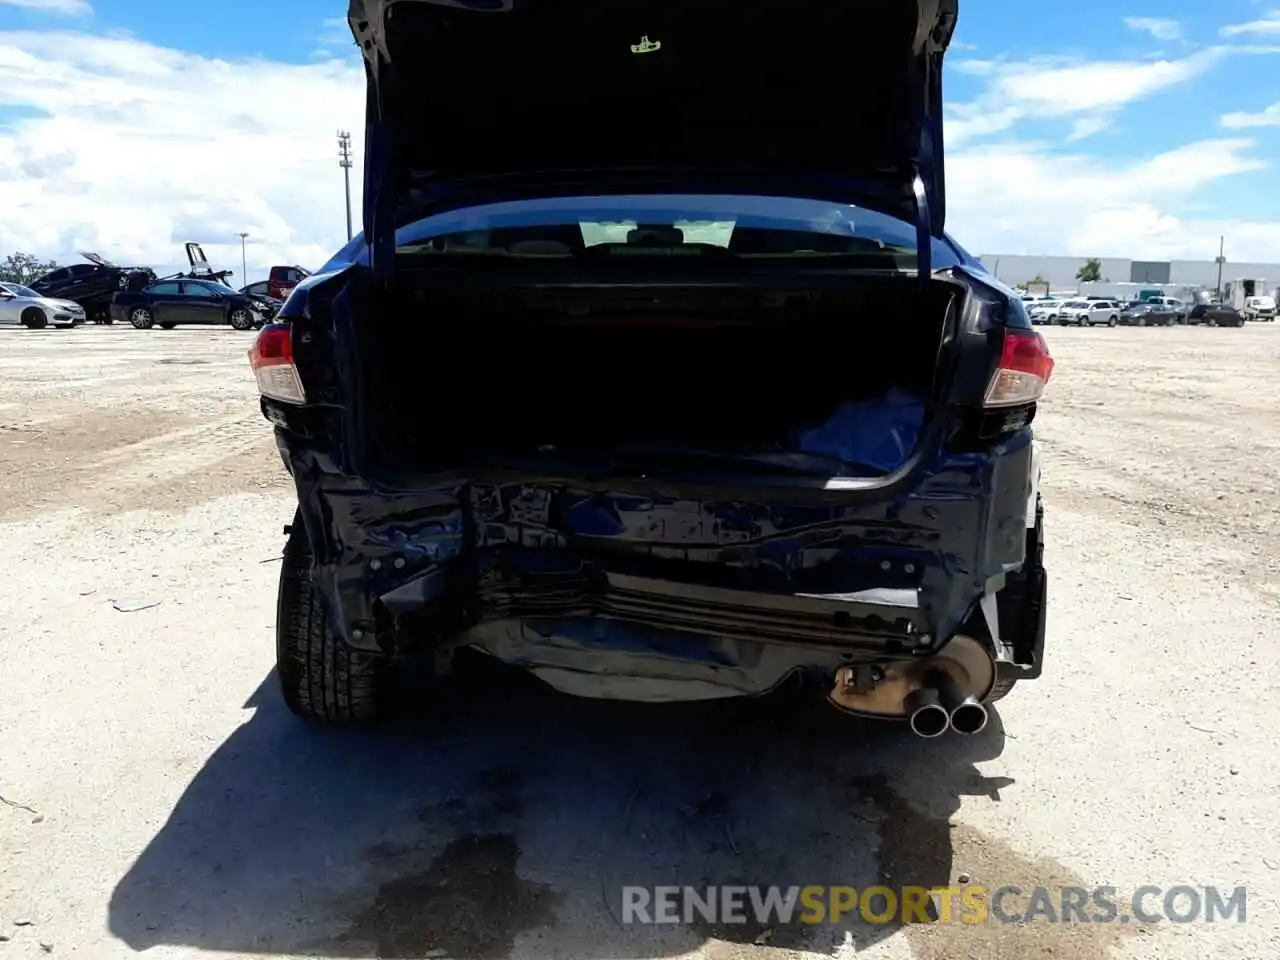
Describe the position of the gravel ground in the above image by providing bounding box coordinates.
[0,323,1277,960]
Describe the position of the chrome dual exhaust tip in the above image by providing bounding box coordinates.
[904,686,950,738]
[926,669,989,736]
[827,634,993,737]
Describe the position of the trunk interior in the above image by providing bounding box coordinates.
[355,275,958,479]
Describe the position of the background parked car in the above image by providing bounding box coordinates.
[1027,298,1064,325]
[0,281,86,328]
[1119,301,1159,326]
[1130,299,1180,326]
[1142,296,1187,324]
[238,281,283,321]
[1242,295,1275,322]
[111,279,260,330]
[1059,299,1121,326]
[1188,302,1244,327]
[266,265,310,301]
[1084,299,1121,326]
[1056,299,1089,325]
[29,253,156,324]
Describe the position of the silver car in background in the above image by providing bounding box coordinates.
[1058,298,1121,326]
[0,281,85,328]
[1027,298,1065,325]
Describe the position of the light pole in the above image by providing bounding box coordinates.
[337,131,353,242]
[238,232,249,285]
[1214,235,1226,301]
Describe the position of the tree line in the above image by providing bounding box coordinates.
[0,253,59,285]
[1014,258,1106,292]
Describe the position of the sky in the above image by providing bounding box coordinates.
[0,0,1279,279]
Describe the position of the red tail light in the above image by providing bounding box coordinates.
[984,330,1054,408]
[248,323,306,404]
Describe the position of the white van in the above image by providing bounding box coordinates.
[1243,295,1276,322]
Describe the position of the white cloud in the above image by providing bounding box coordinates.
[0,0,90,15]
[941,43,1280,258]
[1124,17,1182,41]
[1221,10,1280,37]
[985,50,1220,115]
[0,30,364,278]
[312,16,354,60]
[0,25,1278,278]
[946,49,1224,145]
[946,139,1278,259]
[1067,116,1113,140]
[1221,101,1280,127]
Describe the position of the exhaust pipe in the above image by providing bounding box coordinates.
[903,686,950,739]
[826,636,996,735]
[927,670,989,735]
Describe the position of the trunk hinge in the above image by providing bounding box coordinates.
[361,50,397,284]
[912,55,940,295]
[911,169,932,296]
[365,120,397,283]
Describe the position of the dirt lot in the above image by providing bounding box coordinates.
[0,323,1277,960]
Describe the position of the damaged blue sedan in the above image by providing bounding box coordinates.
[248,0,1052,738]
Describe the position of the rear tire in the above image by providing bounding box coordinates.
[20,308,46,329]
[129,307,154,330]
[276,513,390,723]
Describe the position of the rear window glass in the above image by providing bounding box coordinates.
[388,195,961,265]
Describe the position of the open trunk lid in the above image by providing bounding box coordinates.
[182,241,236,285]
[184,241,213,277]
[347,0,956,267]
[80,252,117,269]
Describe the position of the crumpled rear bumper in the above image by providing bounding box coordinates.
[279,429,1037,698]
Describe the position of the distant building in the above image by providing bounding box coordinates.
[976,254,1279,293]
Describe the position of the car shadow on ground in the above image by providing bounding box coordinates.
[108,655,1010,958]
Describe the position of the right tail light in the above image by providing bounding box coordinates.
[984,330,1054,408]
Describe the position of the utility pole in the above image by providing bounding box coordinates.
[238,232,249,285]
[337,130,354,241]
[1214,235,1226,301]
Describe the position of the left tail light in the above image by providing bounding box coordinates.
[248,323,306,404]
